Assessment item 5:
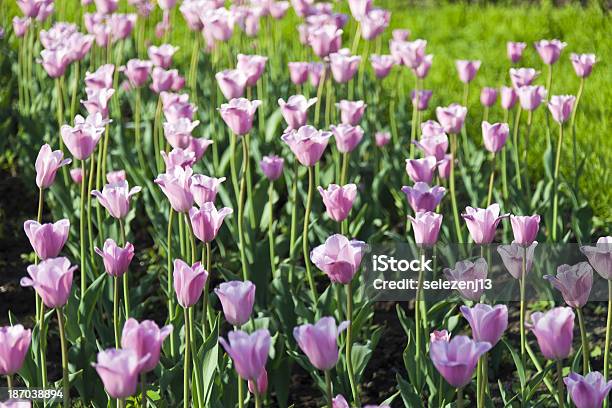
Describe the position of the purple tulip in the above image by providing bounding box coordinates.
[375,131,390,147]
[173,259,207,308]
[548,95,575,124]
[310,234,367,284]
[270,1,290,19]
[318,184,357,222]
[91,180,141,219]
[333,394,349,408]
[13,17,31,38]
[437,154,452,180]
[0,325,32,376]
[248,368,268,396]
[121,318,172,373]
[509,68,538,88]
[414,133,448,160]
[106,170,126,183]
[84,64,114,90]
[148,44,178,69]
[545,263,593,308]
[527,306,574,360]
[564,371,612,408]
[16,0,42,17]
[444,258,488,301]
[161,92,197,122]
[281,125,331,167]
[308,62,325,87]
[392,28,410,41]
[215,280,256,327]
[462,204,509,244]
[109,13,137,41]
[516,85,547,111]
[35,144,71,189]
[190,175,225,205]
[534,39,567,65]
[278,95,317,131]
[481,121,509,153]
[161,148,195,171]
[359,8,390,41]
[308,24,342,58]
[460,304,508,346]
[402,182,445,213]
[480,87,498,107]
[396,39,427,69]
[581,236,612,280]
[500,86,518,110]
[330,124,364,153]
[407,211,443,247]
[94,0,118,14]
[421,120,445,138]
[430,335,491,387]
[67,33,94,62]
[497,241,537,280]
[347,0,371,19]
[150,67,183,93]
[40,49,72,78]
[288,62,309,85]
[92,348,148,399]
[294,317,349,370]
[405,156,437,184]
[413,54,433,79]
[411,90,433,111]
[95,239,135,277]
[120,59,152,88]
[189,203,233,243]
[155,166,194,213]
[201,7,234,42]
[507,42,527,63]
[237,54,267,87]
[219,98,261,135]
[21,257,76,308]
[329,49,361,83]
[179,1,204,31]
[510,214,540,246]
[70,168,84,184]
[163,118,200,149]
[219,329,270,381]
[455,60,481,84]
[436,104,467,134]
[215,69,247,100]
[370,54,394,79]
[570,53,597,78]
[336,100,366,126]
[260,155,284,181]
[430,330,451,343]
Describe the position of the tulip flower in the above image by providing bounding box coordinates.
[497,241,537,280]
[482,121,509,153]
[370,54,394,79]
[0,325,32,377]
[70,168,83,184]
[545,263,593,309]
[564,371,612,408]
[278,95,317,131]
[436,104,467,134]
[150,67,183,93]
[333,394,350,408]
[161,92,197,122]
[120,59,153,87]
[396,39,427,69]
[21,257,75,308]
[93,348,149,399]
[308,62,325,87]
[106,170,126,183]
[84,64,114,90]
[407,211,443,247]
[288,62,309,85]
[580,236,612,280]
[23,219,70,260]
[248,369,268,396]
[431,330,451,343]
[270,1,290,19]
[173,259,207,308]
[329,49,361,83]
[510,214,540,246]
[375,131,391,147]
[413,54,433,79]
[318,184,357,223]
[61,114,105,160]
[480,87,497,108]
[13,16,30,37]
[260,155,284,181]
[91,180,142,219]
[455,60,481,84]
[507,42,526,63]
[161,148,195,171]
[189,203,233,243]
[528,306,574,361]
[421,120,445,137]
[548,95,575,124]
[570,53,597,78]
[411,90,433,111]
[509,67,538,88]
[121,318,172,373]
[359,8,390,40]
[219,98,261,136]
[336,100,366,126]
[281,125,331,167]
[162,118,200,149]
[308,24,342,58]
[414,133,448,160]
[237,54,268,87]
[40,49,72,78]
[214,280,256,327]
[437,155,452,179]
[460,304,508,346]
[155,166,194,213]
[429,335,491,387]
[534,39,567,65]
[294,317,349,371]
[402,182,446,213]
[405,156,437,184]
[310,234,367,284]
[201,7,235,42]
[95,239,134,277]
[330,124,364,153]
[148,44,178,69]
[443,258,488,301]
[462,203,509,244]
[500,86,518,110]
[190,175,225,205]
[516,85,546,112]
[35,144,71,189]
[220,329,271,385]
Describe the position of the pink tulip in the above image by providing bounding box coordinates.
[70,168,84,184]
[516,85,547,111]
[392,28,410,41]
[534,39,567,65]
[16,0,42,17]
[507,42,527,63]
[121,318,172,373]
[497,241,537,280]
[437,154,452,179]
[163,118,200,149]
[201,8,235,42]
[375,131,390,147]
[510,214,540,246]
[481,121,509,153]
[248,369,268,396]
[430,330,451,343]
[405,156,437,184]
[189,203,233,243]
[161,148,195,171]
[336,100,366,126]
[160,92,196,121]
[179,1,204,31]
[81,87,115,119]
[413,54,433,79]
[527,306,574,360]
[411,90,433,111]
[333,394,349,408]
[95,239,135,277]
[460,304,508,346]
[455,60,481,84]
[480,87,497,107]
[359,8,390,41]
[570,53,597,78]
[288,62,309,85]
[60,113,105,160]
[157,0,177,11]
[120,59,152,88]
[509,67,538,88]
[219,329,270,381]
[150,67,183,93]
[0,325,32,376]
[548,95,575,124]
[106,170,126,184]
[278,95,317,131]
[293,317,349,370]
[369,54,394,79]
[329,49,361,83]
[233,6,261,37]
[215,69,247,100]
[462,204,508,244]
[396,39,427,69]
[92,348,148,399]
[237,54,268,87]
[430,335,491,387]
[318,184,357,222]
[545,263,593,308]
[260,155,284,181]
[147,44,178,69]
[270,1,290,19]
[94,0,118,14]
[421,120,445,137]
[108,13,136,41]
[281,125,331,167]
[12,17,31,38]
[173,259,207,308]
[308,62,325,87]
[21,257,76,308]
[35,144,71,189]
[24,219,70,260]
[190,175,225,205]
[581,236,612,280]
[91,181,141,219]
[219,98,261,135]
[310,234,367,284]
[348,0,371,19]
[444,258,488,301]
[564,371,612,408]
[67,32,94,61]
[155,166,194,213]
[407,211,443,247]
[500,86,518,110]
[414,133,448,160]
[40,49,72,78]
[402,182,445,213]
[308,24,342,58]
[330,124,364,153]
[436,104,467,134]
[215,280,256,326]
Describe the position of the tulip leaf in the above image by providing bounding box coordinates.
[502,338,526,390]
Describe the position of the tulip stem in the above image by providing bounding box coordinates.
[80,159,87,299]
[57,308,70,407]
[449,134,463,243]
[113,275,120,348]
[501,111,509,199]
[324,370,333,408]
[486,153,496,207]
[556,359,565,408]
[289,161,299,283]
[36,187,48,390]
[457,387,464,408]
[202,242,212,335]
[340,152,349,186]
[69,61,79,121]
[184,213,197,265]
[303,166,317,302]
[245,134,256,230]
[520,246,527,391]
[463,83,469,108]
[152,97,163,173]
[576,307,590,373]
[570,78,585,194]
[551,124,564,242]
[167,208,176,357]
[523,111,533,192]
[410,76,419,159]
[238,374,244,408]
[268,182,276,279]
[605,281,612,385]
[55,78,65,153]
[238,136,249,281]
[346,281,360,407]
[314,67,327,127]
[87,154,97,274]
[135,87,146,173]
[478,353,489,408]
[183,307,191,408]
[512,107,523,190]
[254,385,261,408]
[140,373,147,408]
[6,374,13,389]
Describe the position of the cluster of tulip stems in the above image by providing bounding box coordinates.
[2,0,610,406]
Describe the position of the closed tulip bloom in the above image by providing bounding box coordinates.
[260,155,284,181]
[35,144,71,189]
[215,69,247,100]
[548,95,575,124]
[330,124,364,153]
[161,92,197,122]
[517,85,547,111]
[237,54,268,87]
[308,24,342,58]
[444,258,488,301]
[288,62,309,85]
[570,53,597,78]
[173,259,207,308]
[106,170,126,183]
[527,306,574,360]
[411,90,433,111]
[92,181,141,219]
[190,175,225,205]
[155,166,194,213]
[318,184,357,222]
[336,100,366,126]
[219,329,270,381]
[545,263,593,308]
[278,95,317,131]
[147,44,178,69]
[500,86,518,110]
[93,348,149,399]
[480,87,497,107]
[370,54,394,79]
[95,239,134,277]
[215,280,256,326]
[161,148,195,170]
[179,1,203,31]
[348,0,371,19]
[430,330,451,343]
[581,236,612,280]
[375,131,391,147]
[94,0,118,14]
[270,1,290,19]
[248,369,268,396]
[413,54,433,79]
[81,87,115,119]
[70,168,84,184]
[396,39,427,69]
[189,203,233,243]
[414,133,448,160]
[436,104,467,134]
[310,234,367,284]
[509,67,538,88]
[330,50,361,83]
[421,120,445,137]
[333,394,349,408]
[405,156,437,184]
[564,371,612,408]
[430,335,491,387]
[21,257,76,308]
[121,318,172,373]
[482,121,509,153]
[392,28,410,41]
[281,125,331,167]
[308,62,325,87]
[360,8,390,41]
[40,49,72,78]
[150,67,183,93]
[534,39,567,65]
[437,154,452,179]
[0,325,32,376]
[163,118,200,149]
[13,17,31,38]
[455,60,481,84]
[507,41,527,63]
[201,7,235,42]
[294,317,349,370]
[24,219,70,260]
[402,182,446,213]
[462,203,509,244]
[84,64,114,90]
[497,241,538,280]
[16,0,41,17]
[219,98,261,135]
[510,214,540,246]
[460,304,508,346]
[407,211,443,247]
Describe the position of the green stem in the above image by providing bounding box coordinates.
[486,153,496,207]
[570,78,585,195]
[512,107,523,190]
[546,64,553,96]
[449,134,463,243]
[478,353,488,407]
[135,88,146,172]
[268,182,276,279]
[556,360,565,408]
[202,242,212,336]
[604,281,612,384]
[314,67,327,127]
[463,83,469,108]
[70,61,80,121]
[551,125,564,241]
[346,281,360,407]
[183,307,191,408]
[245,134,256,230]
[340,152,349,186]
[238,373,244,408]
[87,154,96,273]
[152,97,163,173]
[303,166,316,302]
[524,111,533,191]
[113,275,120,347]
[80,160,87,298]
[141,373,147,408]
[410,76,419,158]
[254,385,261,408]
[457,387,464,408]
[57,308,70,407]
[520,245,527,384]
[167,209,176,357]
[324,370,333,408]
[576,307,589,373]
[6,374,13,389]
[55,78,65,150]
[184,213,197,264]
[238,136,249,280]
[289,161,299,283]
[502,110,509,199]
